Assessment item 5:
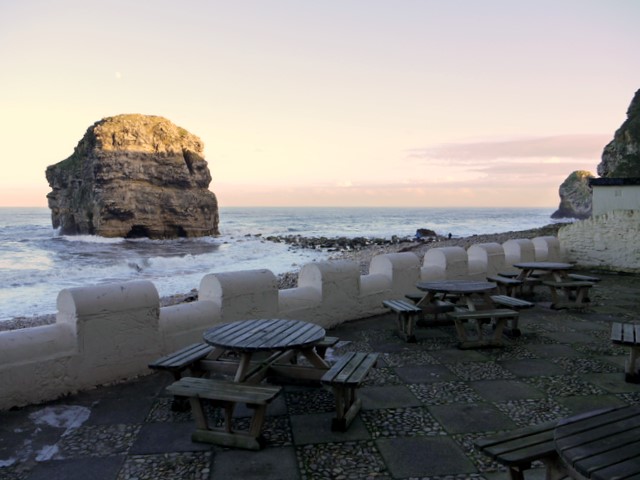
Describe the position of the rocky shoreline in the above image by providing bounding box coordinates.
[0,223,564,332]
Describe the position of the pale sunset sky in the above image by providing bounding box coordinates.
[1,0,638,208]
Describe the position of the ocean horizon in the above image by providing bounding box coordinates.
[0,206,567,321]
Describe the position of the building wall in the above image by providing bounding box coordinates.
[592,184,640,216]
[558,210,640,272]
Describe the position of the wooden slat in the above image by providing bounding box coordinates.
[346,353,378,384]
[448,308,518,320]
[567,273,601,282]
[204,319,325,352]
[334,352,367,384]
[542,280,595,288]
[575,438,640,477]
[166,377,280,404]
[611,322,624,343]
[612,322,640,346]
[555,407,640,480]
[623,323,636,344]
[591,444,640,480]
[476,421,558,467]
[321,352,356,383]
[487,275,523,285]
[559,422,640,454]
[383,299,422,313]
[321,352,378,386]
[555,407,635,441]
[241,319,294,349]
[490,295,534,309]
[316,336,339,348]
[149,343,213,369]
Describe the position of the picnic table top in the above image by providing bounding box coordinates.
[554,405,640,480]
[513,262,573,270]
[416,280,497,294]
[203,318,326,353]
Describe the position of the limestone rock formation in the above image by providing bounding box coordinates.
[598,88,640,177]
[551,170,594,220]
[552,88,640,219]
[46,114,219,238]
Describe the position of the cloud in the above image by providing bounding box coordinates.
[408,134,610,164]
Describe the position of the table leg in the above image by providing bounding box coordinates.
[298,347,330,369]
[234,353,254,382]
[416,291,436,308]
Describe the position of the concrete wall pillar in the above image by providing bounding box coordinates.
[199,269,278,322]
[468,242,506,279]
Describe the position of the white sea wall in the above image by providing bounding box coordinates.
[558,210,640,272]
[0,235,562,410]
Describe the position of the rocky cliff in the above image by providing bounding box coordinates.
[46,114,219,238]
[552,88,640,219]
[598,88,640,177]
[551,170,594,219]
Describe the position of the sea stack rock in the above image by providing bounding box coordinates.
[598,88,640,177]
[551,170,594,220]
[46,114,219,238]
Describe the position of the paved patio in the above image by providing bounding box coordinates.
[1,271,639,480]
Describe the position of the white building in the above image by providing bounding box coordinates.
[558,177,640,272]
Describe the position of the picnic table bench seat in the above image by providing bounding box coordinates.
[489,295,534,337]
[148,342,214,380]
[542,280,594,309]
[166,376,281,450]
[567,273,601,283]
[490,295,534,309]
[321,351,379,431]
[315,335,339,359]
[487,275,524,296]
[611,321,640,383]
[405,293,457,324]
[446,308,519,349]
[475,420,562,480]
[291,335,339,366]
[383,299,423,342]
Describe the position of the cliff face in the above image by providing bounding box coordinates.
[46,114,219,238]
[552,88,640,219]
[598,88,640,177]
[551,170,594,219]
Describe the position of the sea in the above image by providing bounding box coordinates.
[0,206,567,322]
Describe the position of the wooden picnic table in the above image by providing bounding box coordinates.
[167,319,333,450]
[416,280,518,348]
[202,318,330,383]
[514,262,596,309]
[416,280,497,311]
[513,262,574,282]
[553,405,640,480]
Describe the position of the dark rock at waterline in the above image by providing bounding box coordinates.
[415,228,438,240]
[263,234,416,251]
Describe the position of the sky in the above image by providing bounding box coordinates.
[0,0,638,208]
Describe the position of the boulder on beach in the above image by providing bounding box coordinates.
[45,114,219,239]
[415,228,438,240]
